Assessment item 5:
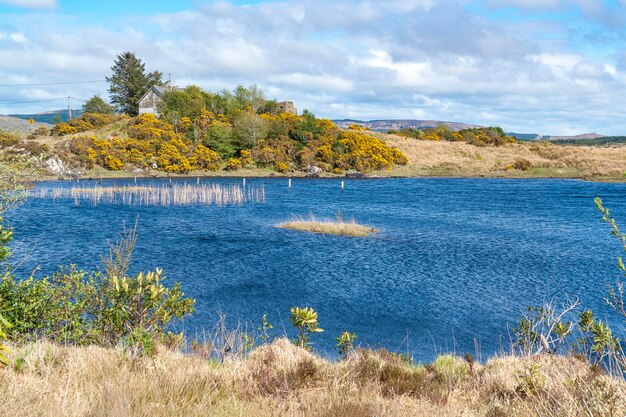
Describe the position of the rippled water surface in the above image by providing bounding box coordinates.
[10,177,626,360]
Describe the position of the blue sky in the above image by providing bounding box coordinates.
[1,0,626,134]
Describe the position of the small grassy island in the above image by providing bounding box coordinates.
[278,215,377,237]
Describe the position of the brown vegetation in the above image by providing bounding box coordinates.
[377,132,626,179]
[278,215,376,237]
[1,338,624,417]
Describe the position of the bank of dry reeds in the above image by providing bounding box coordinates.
[33,183,266,207]
[1,338,624,417]
[277,215,376,237]
[377,133,626,178]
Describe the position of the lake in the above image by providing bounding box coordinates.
[9,177,626,361]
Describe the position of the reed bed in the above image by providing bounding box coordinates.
[33,183,265,207]
[277,215,376,237]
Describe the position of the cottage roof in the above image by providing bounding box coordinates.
[140,85,180,102]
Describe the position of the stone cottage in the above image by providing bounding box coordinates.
[138,85,179,116]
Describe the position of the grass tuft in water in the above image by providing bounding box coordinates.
[277,214,377,237]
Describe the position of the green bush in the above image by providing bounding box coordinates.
[0,223,195,348]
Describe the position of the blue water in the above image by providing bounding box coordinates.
[8,177,626,361]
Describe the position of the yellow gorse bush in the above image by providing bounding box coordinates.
[64,109,408,174]
[52,113,126,136]
[335,131,408,172]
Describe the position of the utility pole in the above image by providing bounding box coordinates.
[67,96,72,120]
[168,73,172,92]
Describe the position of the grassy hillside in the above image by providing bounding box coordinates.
[2,339,624,417]
[375,132,626,180]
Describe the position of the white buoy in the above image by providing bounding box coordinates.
[134,176,137,185]
[288,178,292,189]
[243,178,246,188]
[341,180,344,190]
[197,177,200,185]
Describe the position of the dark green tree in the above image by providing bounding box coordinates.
[106,52,163,116]
[82,95,116,115]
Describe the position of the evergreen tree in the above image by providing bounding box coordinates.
[82,95,115,114]
[106,52,163,116]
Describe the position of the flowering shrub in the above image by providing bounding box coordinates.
[63,105,409,174]
[240,149,252,166]
[0,131,20,148]
[275,162,289,173]
[127,113,180,141]
[393,126,516,147]
[190,145,221,171]
[51,113,126,136]
[334,131,408,172]
[51,123,77,136]
[225,158,242,171]
[156,142,192,173]
[104,155,124,171]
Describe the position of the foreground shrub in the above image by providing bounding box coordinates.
[513,198,626,378]
[290,306,323,350]
[0,223,195,347]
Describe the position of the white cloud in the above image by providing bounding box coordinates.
[0,0,56,9]
[1,0,626,135]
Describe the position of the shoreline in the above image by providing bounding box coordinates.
[32,169,626,184]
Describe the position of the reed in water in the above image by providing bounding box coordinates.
[34,183,265,207]
[277,214,377,237]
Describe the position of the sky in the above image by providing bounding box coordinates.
[1,0,626,135]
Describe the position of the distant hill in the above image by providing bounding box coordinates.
[543,133,604,141]
[508,132,540,141]
[0,114,52,132]
[10,109,83,125]
[333,119,482,132]
[547,136,626,146]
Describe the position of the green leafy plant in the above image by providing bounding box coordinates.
[290,306,323,350]
[336,331,357,359]
[513,300,577,355]
[257,313,273,344]
[0,223,195,348]
[516,364,544,398]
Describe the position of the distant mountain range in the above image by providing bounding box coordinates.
[9,109,83,125]
[333,119,607,142]
[333,119,482,132]
[1,112,614,142]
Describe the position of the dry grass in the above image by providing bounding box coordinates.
[376,132,626,180]
[1,339,624,417]
[277,215,376,237]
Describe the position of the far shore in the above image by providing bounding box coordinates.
[32,168,626,183]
